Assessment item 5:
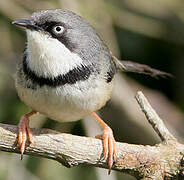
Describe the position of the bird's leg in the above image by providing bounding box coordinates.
[17,110,36,159]
[92,112,117,174]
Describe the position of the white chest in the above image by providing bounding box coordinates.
[16,77,113,122]
[26,30,84,77]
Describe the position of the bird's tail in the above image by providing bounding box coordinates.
[112,56,173,78]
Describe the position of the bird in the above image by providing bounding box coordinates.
[12,9,171,174]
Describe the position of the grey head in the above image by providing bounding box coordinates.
[13,9,109,60]
[30,9,100,54]
[13,9,116,87]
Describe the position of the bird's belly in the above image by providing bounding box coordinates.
[16,80,113,122]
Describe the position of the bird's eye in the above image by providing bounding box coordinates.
[52,25,65,35]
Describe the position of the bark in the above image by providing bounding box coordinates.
[0,91,184,179]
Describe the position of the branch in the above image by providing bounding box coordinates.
[135,91,177,142]
[0,91,184,179]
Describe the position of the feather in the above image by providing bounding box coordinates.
[112,56,173,78]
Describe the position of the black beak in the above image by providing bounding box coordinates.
[12,19,37,30]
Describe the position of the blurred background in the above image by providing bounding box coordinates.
[0,0,184,179]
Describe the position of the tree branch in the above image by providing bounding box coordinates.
[135,91,177,142]
[0,91,184,179]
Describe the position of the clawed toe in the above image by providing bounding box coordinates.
[92,112,117,174]
[95,126,117,174]
[17,111,36,158]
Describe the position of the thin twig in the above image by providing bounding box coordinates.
[135,91,176,142]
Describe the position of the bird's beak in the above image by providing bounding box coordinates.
[12,19,37,30]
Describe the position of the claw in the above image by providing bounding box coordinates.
[95,126,117,173]
[17,111,36,158]
[92,112,117,174]
[20,153,24,160]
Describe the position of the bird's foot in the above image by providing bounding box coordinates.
[17,111,36,159]
[95,126,117,174]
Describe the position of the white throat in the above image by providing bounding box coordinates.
[26,30,83,77]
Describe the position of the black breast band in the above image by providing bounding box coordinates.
[23,57,94,87]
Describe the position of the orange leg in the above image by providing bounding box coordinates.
[92,112,117,174]
[18,111,37,159]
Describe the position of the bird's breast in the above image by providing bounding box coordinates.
[26,30,84,77]
[16,76,114,122]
